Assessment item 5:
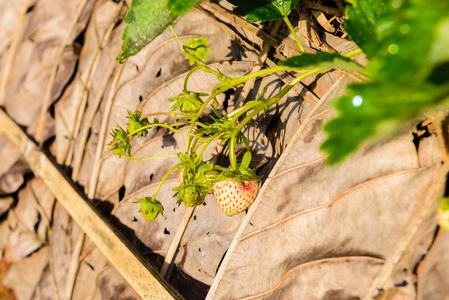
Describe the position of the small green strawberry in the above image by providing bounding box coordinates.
[213,178,259,216]
[179,185,204,206]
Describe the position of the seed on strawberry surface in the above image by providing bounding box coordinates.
[213,178,259,216]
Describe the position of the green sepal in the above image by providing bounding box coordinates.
[239,151,252,171]
[133,197,165,222]
[106,125,131,157]
[169,91,205,114]
[126,110,150,137]
[183,36,212,66]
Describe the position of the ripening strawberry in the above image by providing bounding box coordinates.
[213,178,259,216]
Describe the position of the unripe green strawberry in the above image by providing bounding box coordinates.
[180,186,204,207]
[213,178,259,216]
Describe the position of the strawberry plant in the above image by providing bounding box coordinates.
[108,0,449,224]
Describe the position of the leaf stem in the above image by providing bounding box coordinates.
[141,112,185,119]
[151,162,184,202]
[183,66,202,91]
[196,133,221,157]
[283,16,305,53]
[229,101,259,123]
[128,123,202,139]
[185,86,228,153]
[228,66,292,87]
[169,26,183,48]
[342,47,363,58]
[228,67,329,164]
[229,136,237,171]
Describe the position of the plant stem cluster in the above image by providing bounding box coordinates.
[107,26,360,221]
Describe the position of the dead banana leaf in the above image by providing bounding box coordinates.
[417,230,449,299]
[206,74,446,299]
[3,0,94,140]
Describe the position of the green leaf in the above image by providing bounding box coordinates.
[184,36,212,66]
[133,197,165,222]
[228,0,300,23]
[344,0,390,58]
[321,0,449,164]
[279,53,363,72]
[168,0,198,15]
[117,0,177,63]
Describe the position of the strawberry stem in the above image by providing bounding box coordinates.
[127,123,201,139]
[151,162,184,202]
[183,66,202,91]
[283,16,305,54]
[229,136,237,171]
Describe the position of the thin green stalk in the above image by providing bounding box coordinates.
[283,16,305,53]
[128,123,202,139]
[230,47,363,135]
[229,136,237,171]
[342,47,363,58]
[124,153,178,161]
[227,66,291,87]
[183,66,202,91]
[142,112,183,119]
[236,67,329,134]
[169,26,183,48]
[226,67,329,170]
[194,133,221,155]
[151,162,183,201]
[190,137,200,153]
[185,86,228,153]
[229,101,260,123]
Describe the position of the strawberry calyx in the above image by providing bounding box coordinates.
[173,152,219,206]
[168,90,208,115]
[133,197,165,222]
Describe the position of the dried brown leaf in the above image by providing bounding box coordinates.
[3,247,49,300]
[207,74,445,299]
